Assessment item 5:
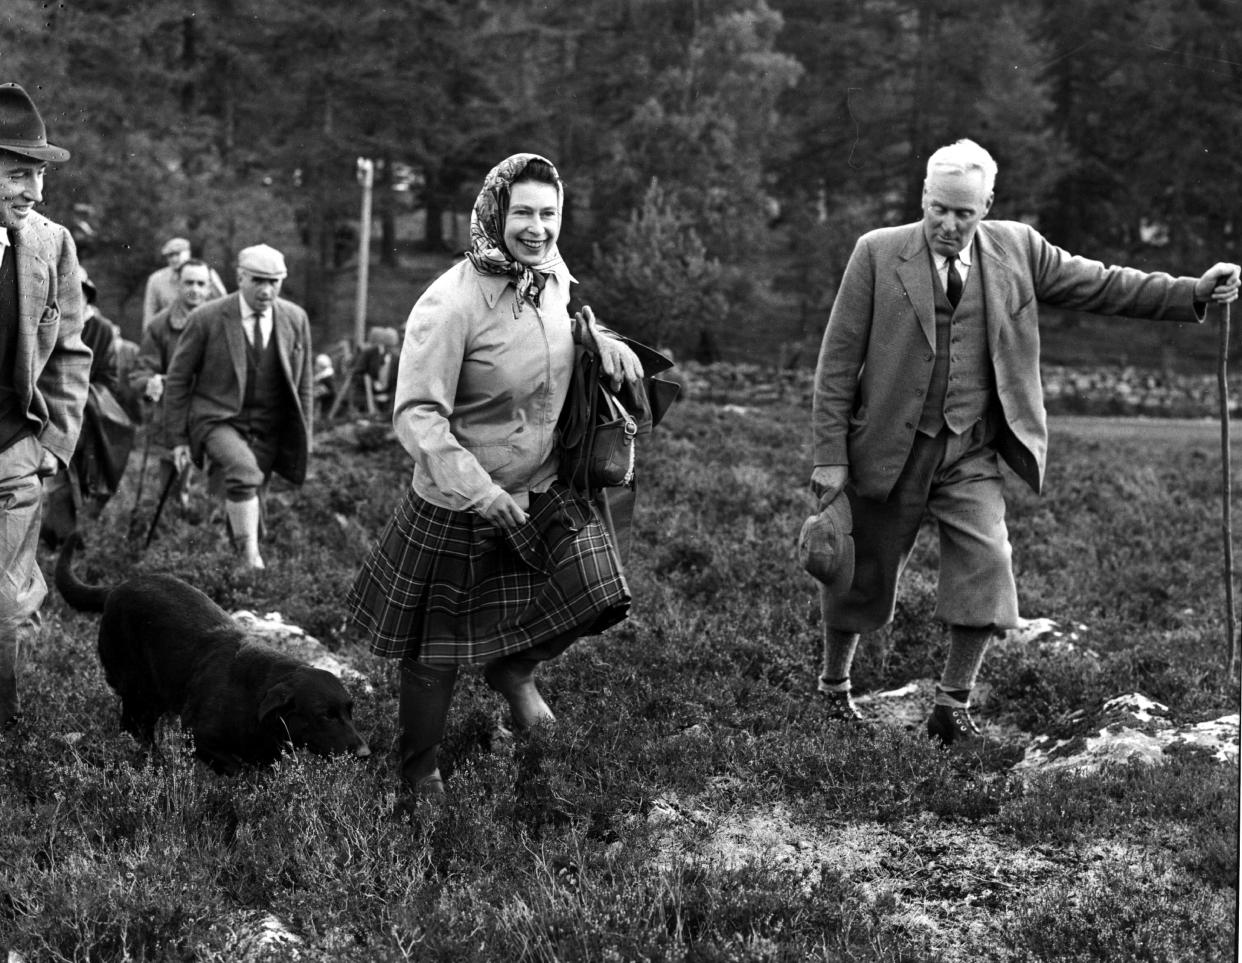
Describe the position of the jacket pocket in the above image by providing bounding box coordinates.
[35,308,61,356]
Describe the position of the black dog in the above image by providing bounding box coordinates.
[56,534,370,773]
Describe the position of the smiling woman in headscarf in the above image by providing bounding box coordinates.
[347,153,644,810]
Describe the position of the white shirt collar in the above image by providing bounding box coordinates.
[933,240,974,269]
[239,293,273,345]
[239,294,267,319]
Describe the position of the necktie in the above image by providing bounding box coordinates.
[945,254,962,308]
[250,311,265,352]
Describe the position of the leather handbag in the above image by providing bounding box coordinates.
[557,345,638,492]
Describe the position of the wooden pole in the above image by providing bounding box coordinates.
[354,157,374,349]
[1216,301,1239,680]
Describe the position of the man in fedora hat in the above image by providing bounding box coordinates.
[142,236,226,331]
[0,82,92,729]
[811,138,1240,744]
[164,243,313,569]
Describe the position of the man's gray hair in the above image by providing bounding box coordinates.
[925,139,997,195]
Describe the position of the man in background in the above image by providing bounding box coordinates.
[131,258,219,509]
[0,83,91,729]
[42,270,134,543]
[142,236,225,330]
[164,243,313,570]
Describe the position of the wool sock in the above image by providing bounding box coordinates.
[935,624,994,707]
[819,628,860,692]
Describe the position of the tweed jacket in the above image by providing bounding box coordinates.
[813,219,1203,501]
[7,212,91,468]
[163,292,314,484]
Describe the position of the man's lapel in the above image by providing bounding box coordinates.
[974,224,1023,354]
[272,302,295,384]
[10,230,50,400]
[895,225,935,349]
[222,294,248,390]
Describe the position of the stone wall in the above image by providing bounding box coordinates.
[675,361,1242,419]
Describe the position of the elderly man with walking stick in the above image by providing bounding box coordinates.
[809,138,1240,745]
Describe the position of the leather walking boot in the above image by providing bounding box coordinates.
[926,704,981,747]
[818,686,870,725]
[483,654,555,731]
[397,660,458,802]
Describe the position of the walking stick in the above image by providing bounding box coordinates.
[1216,301,1240,680]
[144,465,181,549]
[128,408,154,536]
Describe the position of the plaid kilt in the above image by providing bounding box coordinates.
[347,483,631,662]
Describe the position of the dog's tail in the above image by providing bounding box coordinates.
[54,532,111,613]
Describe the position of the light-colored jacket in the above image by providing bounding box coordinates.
[813,220,1203,501]
[163,292,314,484]
[394,258,577,512]
[9,211,91,467]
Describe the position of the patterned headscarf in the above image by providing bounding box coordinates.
[465,152,566,316]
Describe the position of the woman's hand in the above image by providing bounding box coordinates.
[576,305,644,390]
[479,491,529,531]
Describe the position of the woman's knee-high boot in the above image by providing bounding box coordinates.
[398,659,458,799]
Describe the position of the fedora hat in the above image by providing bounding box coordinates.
[0,83,69,163]
[798,489,855,593]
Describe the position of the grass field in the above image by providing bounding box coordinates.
[1,397,1239,961]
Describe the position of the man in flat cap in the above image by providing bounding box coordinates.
[141,236,225,330]
[164,243,314,569]
[0,82,92,729]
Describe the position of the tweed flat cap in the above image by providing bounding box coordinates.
[237,243,288,279]
[798,489,855,593]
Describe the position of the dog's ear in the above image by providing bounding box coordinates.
[258,681,296,723]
